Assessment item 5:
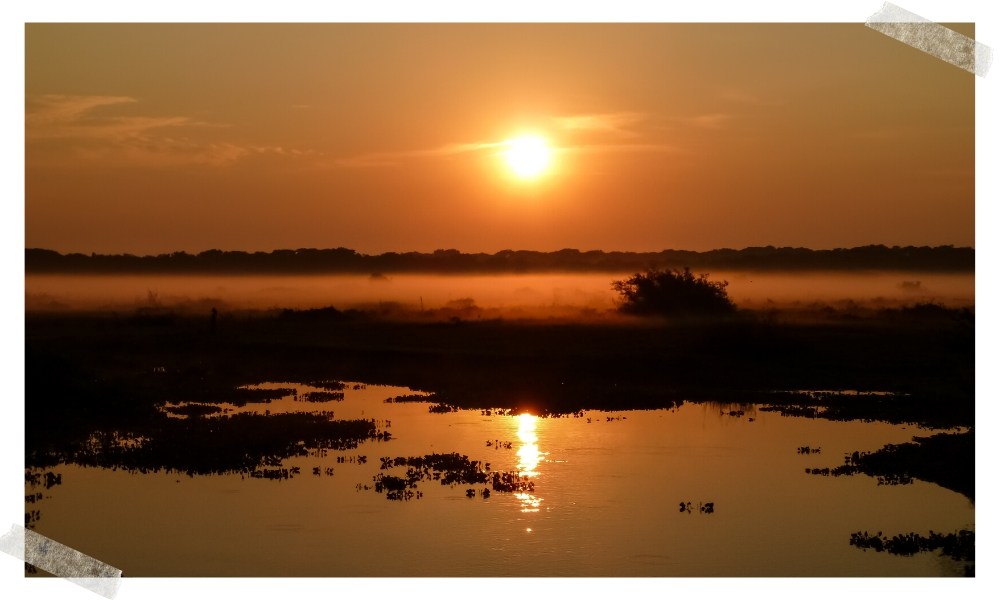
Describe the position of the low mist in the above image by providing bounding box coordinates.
[25,271,974,319]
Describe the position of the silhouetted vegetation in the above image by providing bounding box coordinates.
[679,501,715,514]
[25,244,974,274]
[164,403,224,418]
[307,380,347,391]
[278,306,349,321]
[301,391,345,402]
[613,268,735,316]
[759,387,973,429]
[53,414,381,476]
[384,393,438,403]
[850,529,974,575]
[881,302,975,324]
[806,431,973,499]
[360,453,530,501]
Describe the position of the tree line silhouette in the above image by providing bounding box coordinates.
[25,244,973,274]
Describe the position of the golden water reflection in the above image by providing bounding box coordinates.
[515,413,545,513]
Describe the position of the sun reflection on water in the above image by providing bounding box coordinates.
[515,413,546,512]
[515,491,543,513]
[516,414,541,474]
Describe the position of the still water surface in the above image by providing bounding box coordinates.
[30,383,972,576]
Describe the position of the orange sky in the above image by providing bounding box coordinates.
[25,23,974,254]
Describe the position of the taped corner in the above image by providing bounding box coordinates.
[1,524,122,599]
[866,2,992,77]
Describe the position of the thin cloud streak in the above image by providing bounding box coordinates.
[26,94,137,127]
[26,94,313,167]
[685,113,734,129]
[331,140,506,168]
[558,143,677,155]
[551,112,646,137]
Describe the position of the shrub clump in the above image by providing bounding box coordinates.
[612,268,735,316]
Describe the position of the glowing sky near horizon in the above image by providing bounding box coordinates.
[25,23,973,254]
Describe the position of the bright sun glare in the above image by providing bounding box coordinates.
[502,135,553,179]
[516,413,541,475]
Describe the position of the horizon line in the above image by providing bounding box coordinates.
[24,243,976,258]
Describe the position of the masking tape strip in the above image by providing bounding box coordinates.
[866,2,992,77]
[1,524,122,598]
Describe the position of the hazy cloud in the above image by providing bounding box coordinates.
[26,94,311,167]
[331,141,506,168]
[551,112,646,137]
[26,94,136,127]
[561,143,677,155]
[718,87,785,107]
[686,113,734,129]
[27,95,198,140]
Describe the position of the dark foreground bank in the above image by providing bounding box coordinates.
[26,306,973,490]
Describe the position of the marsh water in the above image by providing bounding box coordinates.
[28,382,972,577]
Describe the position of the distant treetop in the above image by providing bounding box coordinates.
[24,245,974,275]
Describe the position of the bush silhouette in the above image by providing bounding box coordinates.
[612,268,735,316]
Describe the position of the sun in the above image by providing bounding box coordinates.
[502,135,553,179]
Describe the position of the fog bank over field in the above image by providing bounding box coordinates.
[25,271,974,316]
